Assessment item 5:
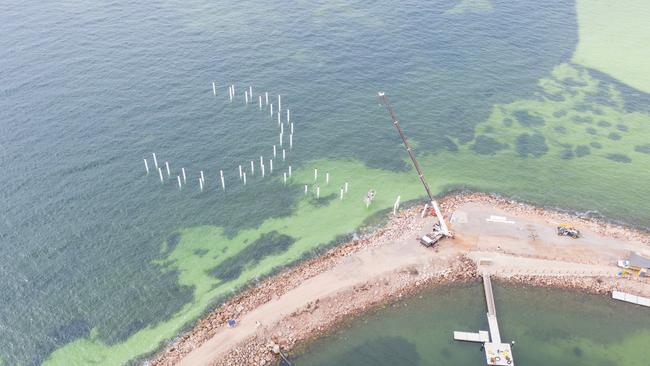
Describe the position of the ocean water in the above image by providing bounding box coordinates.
[291,283,650,366]
[1,0,649,365]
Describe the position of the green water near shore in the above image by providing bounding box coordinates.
[292,283,650,366]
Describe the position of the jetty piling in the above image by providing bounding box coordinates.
[314,169,318,181]
[250,160,254,175]
[177,176,182,189]
[288,165,292,177]
[199,178,204,191]
[289,134,293,149]
[316,185,320,199]
[270,159,273,173]
[273,145,277,158]
[243,172,247,185]
[283,172,287,185]
[152,153,158,168]
[220,170,225,190]
[278,95,282,111]
[158,167,164,183]
[325,172,329,184]
[239,165,243,180]
[282,149,286,162]
[165,162,170,177]
[259,95,262,109]
[182,168,187,184]
[265,92,269,106]
[304,185,308,194]
[212,82,216,96]
[144,159,149,174]
[344,182,348,193]
[393,196,401,215]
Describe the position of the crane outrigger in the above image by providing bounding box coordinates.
[378,92,452,244]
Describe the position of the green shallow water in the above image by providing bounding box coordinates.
[291,283,650,366]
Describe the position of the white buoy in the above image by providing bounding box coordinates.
[199,178,204,191]
[283,172,287,185]
[239,165,243,180]
[290,122,294,134]
[277,111,281,126]
[177,175,182,189]
[278,95,281,111]
[316,185,320,199]
[200,170,204,182]
[340,188,344,200]
[304,184,308,194]
[282,148,286,161]
[243,172,247,185]
[326,172,329,184]
[212,82,216,96]
[314,168,318,181]
[152,153,158,168]
[273,145,277,158]
[250,160,254,175]
[265,92,269,105]
[144,159,149,174]
[259,95,262,109]
[182,168,187,184]
[279,133,283,146]
[270,103,273,116]
[344,182,348,193]
[393,195,401,215]
[287,109,290,123]
[158,167,164,183]
[288,165,292,177]
[420,203,429,218]
[220,170,225,190]
[261,163,265,177]
[269,159,273,173]
[289,134,293,150]
[165,161,170,177]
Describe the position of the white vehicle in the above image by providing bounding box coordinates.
[617,260,630,269]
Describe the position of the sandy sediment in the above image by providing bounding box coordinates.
[147,191,650,366]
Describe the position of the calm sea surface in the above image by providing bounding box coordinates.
[1,0,648,365]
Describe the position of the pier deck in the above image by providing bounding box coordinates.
[453,272,514,366]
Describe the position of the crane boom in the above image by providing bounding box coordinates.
[378,92,451,237]
[378,92,435,202]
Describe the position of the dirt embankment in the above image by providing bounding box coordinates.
[147,191,650,366]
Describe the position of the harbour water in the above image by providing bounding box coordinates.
[292,283,650,366]
[1,0,649,364]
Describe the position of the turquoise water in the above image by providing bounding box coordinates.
[1,0,649,364]
[292,283,650,366]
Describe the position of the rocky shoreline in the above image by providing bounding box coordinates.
[147,191,650,366]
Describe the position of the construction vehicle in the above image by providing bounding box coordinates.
[617,252,650,277]
[378,92,452,247]
[557,224,580,238]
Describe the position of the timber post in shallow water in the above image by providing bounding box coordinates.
[182,168,187,184]
[165,161,170,177]
[177,176,182,189]
[158,167,164,183]
[152,153,158,168]
[144,159,149,174]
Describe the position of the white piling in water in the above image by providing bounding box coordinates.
[340,188,344,200]
[260,156,264,167]
[279,133,283,147]
[344,182,348,193]
[316,185,320,199]
[165,162,170,177]
[177,175,182,189]
[270,159,273,173]
[245,90,249,104]
[420,203,429,218]
[182,168,187,184]
[314,169,318,181]
[249,86,252,100]
[261,163,265,177]
[199,178,204,191]
[220,170,225,190]
[277,111,281,126]
[290,123,294,135]
[144,159,149,174]
[270,103,273,116]
[273,145,277,158]
[289,134,293,150]
[282,149,286,162]
[265,92,269,106]
[283,172,287,185]
[200,170,204,182]
[304,185,308,194]
[243,172,247,185]
[280,123,284,135]
[326,172,329,184]
[393,196,401,215]
[229,86,233,101]
[158,167,164,183]
[239,165,243,180]
[259,95,262,109]
[287,109,290,123]
[250,160,254,175]
[212,82,216,96]
[152,153,158,168]
[278,95,282,111]
[288,165,292,177]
